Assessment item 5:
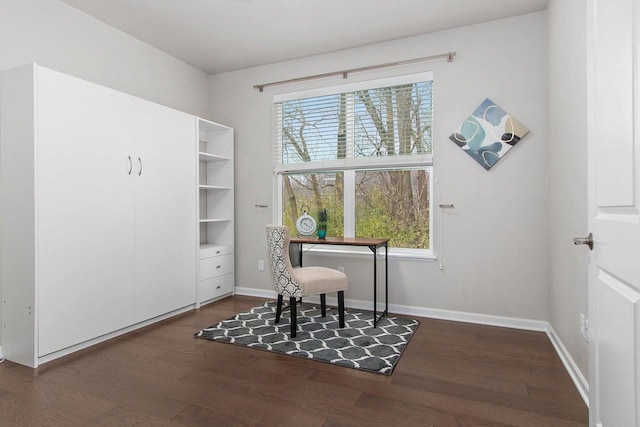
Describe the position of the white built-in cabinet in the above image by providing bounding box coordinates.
[197,119,235,304]
[0,64,202,367]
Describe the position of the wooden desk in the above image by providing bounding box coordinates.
[290,236,389,326]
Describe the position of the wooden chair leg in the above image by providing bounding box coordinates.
[338,291,345,328]
[275,294,283,323]
[289,296,297,338]
[320,294,326,317]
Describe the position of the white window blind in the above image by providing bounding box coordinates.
[274,73,434,174]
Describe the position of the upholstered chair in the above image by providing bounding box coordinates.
[266,225,348,338]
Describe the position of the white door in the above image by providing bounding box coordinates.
[587,0,640,425]
[37,67,136,356]
[133,99,196,322]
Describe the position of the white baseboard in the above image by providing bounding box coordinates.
[234,286,276,300]
[0,345,3,360]
[234,285,589,405]
[546,324,589,406]
[385,303,549,332]
[235,286,547,331]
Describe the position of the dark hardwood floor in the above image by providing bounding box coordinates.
[0,295,588,426]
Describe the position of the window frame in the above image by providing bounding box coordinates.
[273,72,435,260]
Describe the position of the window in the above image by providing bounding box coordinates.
[274,72,433,257]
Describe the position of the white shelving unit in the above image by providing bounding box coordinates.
[197,118,234,304]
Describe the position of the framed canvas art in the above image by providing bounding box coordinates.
[449,98,529,170]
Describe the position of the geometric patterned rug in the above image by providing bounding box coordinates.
[194,300,419,375]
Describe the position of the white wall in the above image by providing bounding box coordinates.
[547,0,589,380]
[0,0,211,353]
[210,12,550,322]
[0,0,210,115]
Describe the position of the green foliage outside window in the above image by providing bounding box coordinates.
[355,170,430,249]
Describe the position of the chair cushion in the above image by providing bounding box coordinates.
[293,266,348,296]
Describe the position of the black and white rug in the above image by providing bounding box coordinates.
[194,301,419,375]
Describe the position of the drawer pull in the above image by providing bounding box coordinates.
[216,285,221,289]
[216,265,221,269]
[216,250,221,254]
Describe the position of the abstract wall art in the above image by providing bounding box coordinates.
[449,98,529,170]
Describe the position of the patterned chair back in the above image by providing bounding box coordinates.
[266,225,303,298]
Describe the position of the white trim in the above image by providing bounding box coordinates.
[301,245,435,261]
[234,286,277,300]
[234,286,589,404]
[274,153,433,174]
[275,173,283,224]
[546,324,590,407]
[235,286,545,330]
[343,170,355,237]
[273,71,434,103]
[0,346,3,360]
[393,304,549,332]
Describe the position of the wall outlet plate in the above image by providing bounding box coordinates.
[258,260,264,271]
[584,318,590,343]
[580,313,589,342]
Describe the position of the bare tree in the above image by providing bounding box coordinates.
[357,85,421,224]
[281,101,325,213]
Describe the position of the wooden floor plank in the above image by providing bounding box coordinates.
[0,295,588,426]
[171,404,270,427]
[92,406,186,427]
[391,372,588,423]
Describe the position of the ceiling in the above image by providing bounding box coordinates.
[59,0,549,75]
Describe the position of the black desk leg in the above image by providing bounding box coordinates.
[385,243,388,319]
[370,243,389,327]
[373,245,377,326]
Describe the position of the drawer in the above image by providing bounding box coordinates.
[200,243,233,259]
[200,253,234,280]
[199,273,234,303]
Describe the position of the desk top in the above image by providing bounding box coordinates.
[290,236,389,247]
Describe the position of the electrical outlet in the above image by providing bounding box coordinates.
[337,266,345,273]
[580,314,586,340]
[258,260,264,271]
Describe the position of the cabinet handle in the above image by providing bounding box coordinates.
[216,265,221,269]
[216,285,221,289]
[216,250,221,254]
[137,157,143,176]
[127,156,132,175]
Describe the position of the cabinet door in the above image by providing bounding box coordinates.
[36,67,136,356]
[133,99,196,321]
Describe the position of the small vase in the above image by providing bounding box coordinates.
[317,228,327,239]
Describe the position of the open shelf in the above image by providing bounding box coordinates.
[197,117,234,305]
[199,152,231,162]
